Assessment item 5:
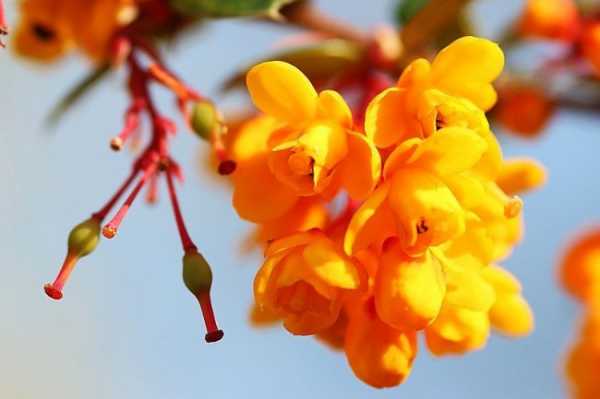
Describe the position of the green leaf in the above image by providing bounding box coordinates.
[47,64,111,126]
[221,39,364,92]
[395,0,430,25]
[169,0,296,18]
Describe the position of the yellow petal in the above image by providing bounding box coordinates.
[303,238,361,289]
[339,132,382,200]
[375,243,446,330]
[496,158,547,196]
[489,294,534,337]
[232,159,298,223]
[246,61,318,124]
[265,230,320,257]
[407,127,487,176]
[382,137,422,180]
[388,168,465,255]
[344,182,392,255]
[431,37,504,110]
[442,261,496,313]
[345,298,417,388]
[317,90,353,128]
[365,88,418,148]
[425,306,490,355]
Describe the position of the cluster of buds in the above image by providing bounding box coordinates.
[221,36,546,387]
[43,32,227,343]
[493,0,600,138]
[560,229,600,398]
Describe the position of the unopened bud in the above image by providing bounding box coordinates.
[44,217,101,300]
[182,250,224,343]
[183,250,213,294]
[190,100,220,141]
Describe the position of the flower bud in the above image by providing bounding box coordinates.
[44,217,101,300]
[68,217,101,258]
[182,250,213,294]
[190,100,220,141]
[182,250,224,343]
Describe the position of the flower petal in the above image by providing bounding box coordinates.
[375,243,446,330]
[407,127,487,176]
[317,90,353,128]
[365,88,418,148]
[246,61,318,124]
[344,182,392,255]
[339,132,381,200]
[431,37,504,110]
[303,238,361,290]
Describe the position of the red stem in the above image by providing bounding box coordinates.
[102,162,158,238]
[165,166,196,252]
[197,292,224,343]
[92,168,140,221]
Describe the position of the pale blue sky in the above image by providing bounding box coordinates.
[1,1,597,398]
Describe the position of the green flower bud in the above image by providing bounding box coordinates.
[182,250,213,294]
[190,100,220,141]
[68,217,101,258]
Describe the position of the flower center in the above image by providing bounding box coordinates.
[288,151,314,176]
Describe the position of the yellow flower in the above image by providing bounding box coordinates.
[345,126,488,257]
[344,297,417,388]
[374,239,445,330]
[246,61,381,196]
[424,252,495,355]
[254,230,366,335]
[365,36,504,149]
[482,265,534,337]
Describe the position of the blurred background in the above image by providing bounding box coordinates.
[1,0,598,398]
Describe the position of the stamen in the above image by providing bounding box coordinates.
[148,63,200,101]
[504,196,523,218]
[44,253,78,300]
[92,168,139,221]
[103,162,157,238]
[110,100,144,151]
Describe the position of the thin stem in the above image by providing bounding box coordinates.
[277,0,368,44]
[165,167,196,252]
[102,162,157,238]
[111,100,144,151]
[92,168,140,221]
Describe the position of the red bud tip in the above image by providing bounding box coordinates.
[102,224,117,239]
[110,137,123,151]
[44,253,78,301]
[44,284,63,300]
[197,292,224,343]
[218,160,236,176]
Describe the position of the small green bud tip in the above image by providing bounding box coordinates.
[190,100,220,140]
[68,218,101,258]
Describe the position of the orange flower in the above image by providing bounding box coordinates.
[560,228,600,305]
[254,230,366,335]
[495,86,555,138]
[344,297,417,388]
[230,62,381,224]
[565,311,600,399]
[519,0,580,42]
[582,22,600,76]
[14,0,137,62]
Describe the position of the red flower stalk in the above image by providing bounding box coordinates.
[45,35,224,343]
[167,166,224,343]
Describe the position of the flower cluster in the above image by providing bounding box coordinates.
[229,36,545,388]
[560,229,600,399]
